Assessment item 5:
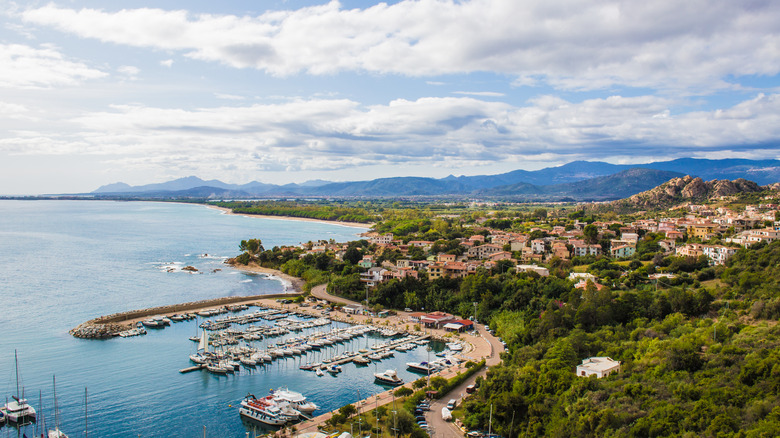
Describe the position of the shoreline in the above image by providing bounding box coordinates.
[229,261,306,293]
[205,204,373,229]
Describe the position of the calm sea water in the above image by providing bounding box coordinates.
[0,201,442,437]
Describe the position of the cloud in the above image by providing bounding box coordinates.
[160,59,174,67]
[20,1,780,92]
[0,43,107,88]
[215,93,246,100]
[453,91,505,97]
[117,65,140,79]
[3,93,780,178]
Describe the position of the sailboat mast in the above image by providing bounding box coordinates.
[85,387,88,438]
[15,350,20,399]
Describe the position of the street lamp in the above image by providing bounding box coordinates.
[473,302,478,325]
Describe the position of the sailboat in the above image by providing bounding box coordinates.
[1,350,37,423]
[190,329,210,364]
[48,376,68,438]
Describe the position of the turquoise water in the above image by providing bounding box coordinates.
[0,201,441,437]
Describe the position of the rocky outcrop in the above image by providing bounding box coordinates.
[615,175,773,210]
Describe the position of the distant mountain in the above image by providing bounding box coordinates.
[90,158,780,199]
[476,168,684,200]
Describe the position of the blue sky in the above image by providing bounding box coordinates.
[1,0,780,194]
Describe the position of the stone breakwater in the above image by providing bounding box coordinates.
[69,292,301,339]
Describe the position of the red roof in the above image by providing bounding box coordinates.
[453,319,474,327]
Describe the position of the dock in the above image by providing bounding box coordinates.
[179,364,205,373]
[326,333,431,367]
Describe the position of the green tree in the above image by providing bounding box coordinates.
[583,224,599,244]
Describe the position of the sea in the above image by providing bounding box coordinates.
[0,200,445,437]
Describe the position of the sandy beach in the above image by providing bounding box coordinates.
[231,261,306,293]
[205,204,373,229]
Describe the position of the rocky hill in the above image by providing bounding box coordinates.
[604,175,776,212]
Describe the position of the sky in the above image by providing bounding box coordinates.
[1,0,780,194]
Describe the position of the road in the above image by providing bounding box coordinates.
[424,324,504,437]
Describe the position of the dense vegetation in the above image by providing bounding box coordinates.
[461,241,780,437]
[214,200,381,223]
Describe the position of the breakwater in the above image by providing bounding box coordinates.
[69,292,301,339]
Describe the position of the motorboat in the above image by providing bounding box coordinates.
[406,361,439,374]
[270,387,319,414]
[327,365,342,375]
[446,342,463,351]
[374,369,404,386]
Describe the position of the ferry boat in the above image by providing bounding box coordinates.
[239,394,299,426]
[270,387,319,414]
[374,369,404,386]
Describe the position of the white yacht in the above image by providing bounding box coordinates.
[374,369,404,386]
[270,387,319,414]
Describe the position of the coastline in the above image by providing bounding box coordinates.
[229,261,305,293]
[205,204,373,229]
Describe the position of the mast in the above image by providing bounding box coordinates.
[84,387,88,438]
[15,350,20,399]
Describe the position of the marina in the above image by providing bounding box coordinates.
[0,200,388,437]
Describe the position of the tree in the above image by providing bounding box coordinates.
[583,224,599,244]
[344,246,362,264]
[394,386,413,397]
[339,404,357,419]
[239,238,264,254]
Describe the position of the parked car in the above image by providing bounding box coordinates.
[466,384,476,394]
[446,399,457,410]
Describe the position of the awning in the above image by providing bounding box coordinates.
[443,323,463,330]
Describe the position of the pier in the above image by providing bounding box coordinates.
[324,333,431,367]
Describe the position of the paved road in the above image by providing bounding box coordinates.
[425,324,504,437]
[311,283,363,306]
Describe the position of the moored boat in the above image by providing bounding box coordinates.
[2,351,36,423]
[270,387,319,414]
[374,369,404,386]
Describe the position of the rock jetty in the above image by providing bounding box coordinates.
[70,292,301,339]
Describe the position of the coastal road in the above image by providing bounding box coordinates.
[311,283,363,306]
[425,324,504,437]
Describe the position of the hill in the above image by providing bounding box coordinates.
[476,168,684,201]
[603,175,775,213]
[89,158,780,199]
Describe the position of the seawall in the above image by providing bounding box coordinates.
[69,292,302,339]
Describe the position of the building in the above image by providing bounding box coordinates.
[443,319,475,332]
[576,357,621,378]
[610,244,636,259]
[420,312,455,328]
[516,264,550,277]
[343,304,364,315]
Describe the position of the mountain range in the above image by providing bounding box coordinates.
[91,158,780,201]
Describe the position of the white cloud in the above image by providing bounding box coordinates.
[2,94,779,178]
[0,43,107,88]
[160,59,174,67]
[20,1,780,92]
[117,65,140,79]
[453,91,505,97]
[215,93,246,100]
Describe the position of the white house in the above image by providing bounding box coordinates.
[576,357,621,378]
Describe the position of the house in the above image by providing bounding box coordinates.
[467,244,504,259]
[572,243,602,257]
[746,227,780,246]
[358,255,375,269]
[568,272,596,282]
[576,357,621,378]
[516,264,550,277]
[444,319,475,332]
[531,239,546,254]
[343,303,364,315]
[610,244,636,259]
[360,267,387,287]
